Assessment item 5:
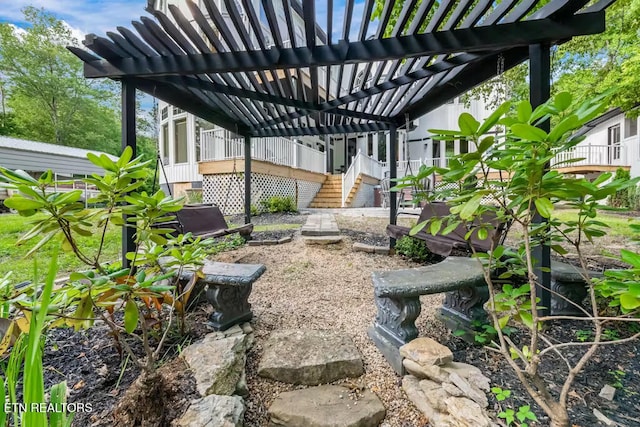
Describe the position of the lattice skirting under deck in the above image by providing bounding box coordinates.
[202,172,322,214]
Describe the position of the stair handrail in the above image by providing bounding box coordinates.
[341,150,384,207]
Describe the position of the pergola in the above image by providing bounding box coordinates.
[70,0,614,315]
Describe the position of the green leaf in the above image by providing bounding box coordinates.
[511,123,548,141]
[458,113,480,135]
[477,227,488,240]
[460,194,483,220]
[3,196,45,211]
[517,100,532,122]
[534,197,554,218]
[554,92,572,110]
[620,249,640,269]
[430,218,443,235]
[620,293,640,310]
[124,299,139,333]
[520,311,534,330]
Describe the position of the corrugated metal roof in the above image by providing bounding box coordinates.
[0,136,118,160]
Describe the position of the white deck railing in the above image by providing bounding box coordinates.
[342,150,384,206]
[552,144,628,169]
[380,157,450,179]
[200,129,326,174]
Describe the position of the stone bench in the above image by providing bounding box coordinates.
[368,257,487,374]
[368,257,600,373]
[549,261,603,316]
[177,260,266,331]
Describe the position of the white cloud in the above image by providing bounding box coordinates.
[0,0,149,38]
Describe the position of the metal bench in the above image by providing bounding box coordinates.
[386,201,508,257]
[162,204,253,240]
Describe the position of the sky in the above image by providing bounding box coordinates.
[0,0,369,43]
[0,0,150,40]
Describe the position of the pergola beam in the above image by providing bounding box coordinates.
[82,12,604,78]
[251,122,391,137]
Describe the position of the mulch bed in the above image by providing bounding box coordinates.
[442,320,640,426]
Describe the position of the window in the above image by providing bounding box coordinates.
[161,123,169,163]
[174,119,188,164]
[608,124,621,161]
[367,134,374,157]
[173,107,184,115]
[459,138,469,154]
[625,116,638,138]
[161,106,168,121]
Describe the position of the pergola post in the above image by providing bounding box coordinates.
[121,79,136,268]
[389,124,398,249]
[529,43,552,317]
[244,134,251,225]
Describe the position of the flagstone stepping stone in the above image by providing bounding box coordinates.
[268,385,386,427]
[258,329,364,385]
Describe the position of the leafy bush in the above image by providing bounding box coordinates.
[395,236,438,263]
[0,147,212,382]
[259,195,297,213]
[400,91,640,427]
[609,168,634,208]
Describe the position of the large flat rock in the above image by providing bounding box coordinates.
[258,329,364,385]
[268,385,385,427]
[182,332,247,396]
[175,395,244,427]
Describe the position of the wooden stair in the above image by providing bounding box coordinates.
[344,175,363,207]
[309,175,343,208]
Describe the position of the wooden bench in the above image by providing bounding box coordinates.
[368,257,488,374]
[386,201,507,257]
[176,260,266,331]
[167,204,253,239]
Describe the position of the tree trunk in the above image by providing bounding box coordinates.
[549,408,570,427]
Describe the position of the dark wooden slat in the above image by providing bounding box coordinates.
[251,122,391,137]
[334,0,355,105]
[202,0,274,124]
[116,26,159,57]
[134,77,251,134]
[480,0,520,26]
[84,35,130,61]
[106,32,147,57]
[398,47,530,121]
[170,2,261,125]
[223,0,287,120]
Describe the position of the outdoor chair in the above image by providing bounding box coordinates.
[386,201,508,257]
[161,204,253,239]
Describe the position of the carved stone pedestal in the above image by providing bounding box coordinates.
[438,285,489,344]
[550,261,602,316]
[198,261,266,331]
[207,283,254,330]
[368,295,421,374]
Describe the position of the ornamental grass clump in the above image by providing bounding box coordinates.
[395,92,640,427]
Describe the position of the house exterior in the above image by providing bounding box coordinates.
[552,108,639,179]
[152,0,496,212]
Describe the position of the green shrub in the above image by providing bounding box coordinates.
[395,236,438,263]
[609,168,634,208]
[259,195,297,213]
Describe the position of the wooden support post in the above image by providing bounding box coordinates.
[389,124,398,249]
[530,43,551,317]
[244,134,251,225]
[121,80,136,269]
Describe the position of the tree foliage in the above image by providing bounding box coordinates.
[0,7,121,153]
[373,0,640,115]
